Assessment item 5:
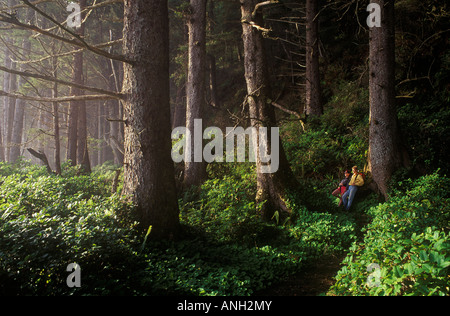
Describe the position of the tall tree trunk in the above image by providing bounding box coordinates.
[122,0,180,239]
[184,0,208,188]
[1,27,11,162]
[368,0,402,199]
[108,67,124,165]
[9,50,28,162]
[172,83,186,129]
[0,0,15,163]
[77,95,91,173]
[3,0,17,162]
[52,56,61,175]
[0,106,4,161]
[241,0,299,221]
[107,29,124,165]
[10,8,34,163]
[66,0,86,167]
[97,103,104,165]
[96,104,105,165]
[208,54,219,108]
[305,0,322,117]
[66,69,80,165]
[76,0,90,173]
[5,60,17,162]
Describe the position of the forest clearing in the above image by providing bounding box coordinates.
[0,0,449,299]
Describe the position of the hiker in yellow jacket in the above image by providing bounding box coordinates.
[342,166,364,211]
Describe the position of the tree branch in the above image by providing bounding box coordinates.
[27,148,53,174]
[0,0,51,12]
[0,10,131,64]
[13,39,123,65]
[252,0,279,18]
[241,19,271,33]
[0,65,123,99]
[271,102,306,131]
[0,89,119,103]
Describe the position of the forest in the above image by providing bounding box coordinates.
[0,0,449,298]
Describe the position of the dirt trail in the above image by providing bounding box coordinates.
[255,254,344,296]
[255,210,370,296]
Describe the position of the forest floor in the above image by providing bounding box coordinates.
[255,254,345,296]
[255,211,371,296]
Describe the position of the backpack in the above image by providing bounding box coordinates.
[354,172,366,187]
[358,172,366,181]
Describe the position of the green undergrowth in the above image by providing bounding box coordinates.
[1,160,447,296]
[329,171,450,296]
[0,160,359,296]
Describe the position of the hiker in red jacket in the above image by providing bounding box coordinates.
[342,166,365,211]
[332,169,351,207]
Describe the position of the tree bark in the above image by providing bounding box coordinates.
[184,0,208,188]
[66,0,85,166]
[10,8,34,163]
[208,54,219,108]
[5,58,17,162]
[27,148,52,174]
[368,0,402,199]
[66,0,90,173]
[52,66,61,175]
[76,0,90,174]
[2,40,11,162]
[122,0,180,239]
[108,60,124,165]
[3,0,16,162]
[172,83,186,129]
[77,93,91,173]
[305,0,322,117]
[241,0,299,221]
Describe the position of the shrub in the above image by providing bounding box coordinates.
[180,163,264,244]
[0,165,140,295]
[140,239,302,296]
[283,192,357,257]
[329,172,450,296]
[282,122,343,178]
[281,82,369,180]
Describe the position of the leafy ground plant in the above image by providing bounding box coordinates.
[329,172,450,296]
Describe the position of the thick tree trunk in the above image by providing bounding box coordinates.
[122,0,180,239]
[305,0,322,117]
[368,0,402,199]
[184,0,208,188]
[241,0,299,221]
